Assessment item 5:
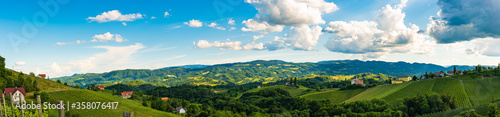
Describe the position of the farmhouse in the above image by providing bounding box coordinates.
[447,70,463,76]
[213,90,219,93]
[96,85,105,90]
[351,79,363,85]
[37,74,46,79]
[435,72,444,77]
[447,71,454,75]
[391,77,412,84]
[121,91,133,99]
[161,97,169,101]
[176,106,187,113]
[0,87,26,104]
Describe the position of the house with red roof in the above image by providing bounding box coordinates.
[351,79,364,85]
[435,72,444,77]
[0,87,26,104]
[161,97,169,101]
[121,91,133,99]
[95,86,105,90]
[37,74,46,78]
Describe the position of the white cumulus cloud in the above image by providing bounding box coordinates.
[16,61,26,66]
[241,0,338,33]
[184,19,203,27]
[323,0,434,58]
[91,32,127,43]
[228,19,236,25]
[164,11,170,17]
[465,38,500,57]
[87,10,143,23]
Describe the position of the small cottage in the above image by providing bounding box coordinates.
[0,87,27,104]
[121,91,133,99]
[176,106,187,113]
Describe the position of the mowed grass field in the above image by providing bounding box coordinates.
[462,77,500,106]
[300,89,366,104]
[46,90,179,117]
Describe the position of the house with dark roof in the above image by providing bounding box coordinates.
[121,91,133,99]
[176,106,187,113]
[0,87,26,104]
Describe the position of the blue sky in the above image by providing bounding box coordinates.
[1,0,499,77]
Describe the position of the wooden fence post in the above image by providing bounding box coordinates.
[9,92,14,117]
[36,95,42,117]
[123,112,134,117]
[0,95,3,117]
[20,96,24,117]
[2,94,6,117]
[58,101,64,117]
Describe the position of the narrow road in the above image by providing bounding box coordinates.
[460,80,466,91]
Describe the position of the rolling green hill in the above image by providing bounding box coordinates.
[46,90,179,117]
[462,76,500,106]
[295,77,475,108]
[54,60,471,87]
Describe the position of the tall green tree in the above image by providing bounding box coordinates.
[294,77,297,85]
[412,75,417,81]
[0,55,5,69]
[454,65,457,75]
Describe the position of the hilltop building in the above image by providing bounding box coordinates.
[121,91,133,99]
[391,77,412,84]
[435,72,444,77]
[96,85,105,90]
[37,74,46,79]
[351,79,364,85]
[0,87,26,104]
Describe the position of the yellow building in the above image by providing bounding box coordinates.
[391,77,412,84]
[398,77,412,82]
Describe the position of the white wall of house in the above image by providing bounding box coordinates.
[11,90,25,104]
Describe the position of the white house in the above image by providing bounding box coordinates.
[0,87,26,104]
[176,106,187,113]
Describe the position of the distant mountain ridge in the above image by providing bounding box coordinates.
[162,64,209,69]
[54,59,480,87]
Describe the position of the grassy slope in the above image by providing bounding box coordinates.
[382,79,437,102]
[46,90,179,117]
[462,76,500,106]
[300,89,366,104]
[431,78,472,107]
[343,78,472,107]
[3,69,72,93]
[346,82,412,102]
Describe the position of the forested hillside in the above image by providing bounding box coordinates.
[54,60,476,87]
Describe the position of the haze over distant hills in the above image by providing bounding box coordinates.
[54,59,480,87]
